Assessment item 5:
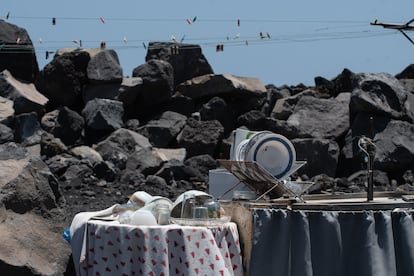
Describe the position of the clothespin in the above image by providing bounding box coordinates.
[260,32,265,39]
[142,42,147,50]
[123,36,128,44]
[72,39,79,44]
[100,41,106,49]
[171,45,179,55]
[180,35,186,43]
[79,40,82,47]
[186,18,192,25]
[245,40,249,46]
[46,51,50,60]
[171,35,177,43]
[6,12,10,20]
[52,17,56,25]
[216,44,224,52]
[39,38,43,44]
[193,16,197,23]
[266,32,271,39]
[100,16,105,24]
[16,37,21,44]
[233,33,240,40]
[237,19,240,27]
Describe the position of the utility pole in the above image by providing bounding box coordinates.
[370,18,414,44]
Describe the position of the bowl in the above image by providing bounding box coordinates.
[129,209,158,226]
[170,190,212,218]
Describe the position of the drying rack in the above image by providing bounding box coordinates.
[217,159,314,201]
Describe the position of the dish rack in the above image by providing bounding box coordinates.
[217,159,314,201]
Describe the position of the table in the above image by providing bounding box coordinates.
[75,220,243,276]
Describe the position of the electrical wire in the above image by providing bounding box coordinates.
[0,13,400,57]
[6,15,369,24]
[0,30,398,56]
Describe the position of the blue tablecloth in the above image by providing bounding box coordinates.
[249,208,414,276]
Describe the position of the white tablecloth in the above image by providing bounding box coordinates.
[74,220,244,276]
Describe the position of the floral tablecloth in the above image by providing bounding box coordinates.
[77,220,243,276]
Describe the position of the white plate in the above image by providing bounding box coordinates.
[244,131,272,161]
[246,133,296,179]
[235,139,249,161]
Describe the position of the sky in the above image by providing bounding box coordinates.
[2,0,414,86]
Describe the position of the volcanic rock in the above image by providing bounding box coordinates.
[0,142,69,275]
[373,119,414,172]
[145,42,214,85]
[87,49,123,83]
[70,146,103,165]
[395,64,414,79]
[40,132,68,158]
[292,138,340,177]
[125,147,164,176]
[0,96,14,125]
[0,123,13,143]
[286,93,350,139]
[350,73,414,122]
[184,154,219,183]
[176,118,224,157]
[41,106,85,146]
[132,59,174,114]
[332,68,356,94]
[237,110,267,131]
[13,112,43,146]
[82,98,124,133]
[163,92,195,117]
[199,96,236,135]
[270,89,316,120]
[35,49,90,110]
[177,74,267,100]
[0,70,48,115]
[93,128,152,170]
[137,111,187,147]
[0,20,39,82]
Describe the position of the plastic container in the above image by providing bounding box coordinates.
[155,204,171,225]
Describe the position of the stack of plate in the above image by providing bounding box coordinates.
[242,131,296,179]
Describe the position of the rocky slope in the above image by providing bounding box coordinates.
[0,19,413,275]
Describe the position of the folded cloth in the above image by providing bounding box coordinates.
[70,205,118,275]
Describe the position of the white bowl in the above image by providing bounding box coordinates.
[129,209,158,226]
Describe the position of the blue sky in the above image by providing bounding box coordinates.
[2,0,414,86]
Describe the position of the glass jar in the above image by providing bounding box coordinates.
[204,198,221,219]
